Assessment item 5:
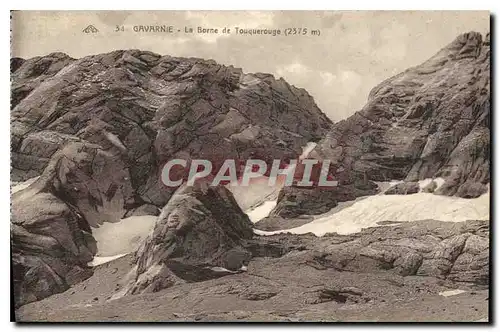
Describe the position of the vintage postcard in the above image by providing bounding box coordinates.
[10,10,490,322]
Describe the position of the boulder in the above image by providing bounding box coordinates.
[119,184,254,295]
[384,182,420,195]
[11,141,134,307]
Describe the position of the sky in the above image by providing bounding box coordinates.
[11,11,490,121]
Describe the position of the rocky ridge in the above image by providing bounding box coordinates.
[11,50,331,205]
[272,32,490,217]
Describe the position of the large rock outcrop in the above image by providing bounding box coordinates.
[11,51,332,305]
[11,141,134,307]
[273,32,490,217]
[118,184,254,295]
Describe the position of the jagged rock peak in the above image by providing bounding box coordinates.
[272,31,490,217]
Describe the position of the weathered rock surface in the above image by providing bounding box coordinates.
[16,219,489,322]
[253,219,489,284]
[254,215,313,232]
[118,184,254,296]
[11,33,490,322]
[11,50,332,207]
[270,180,378,219]
[384,181,420,195]
[10,51,332,304]
[422,180,438,193]
[11,141,135,307]
[273,32,490,217]
[123,204,160,218]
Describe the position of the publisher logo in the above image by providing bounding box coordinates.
[83,25,99,34]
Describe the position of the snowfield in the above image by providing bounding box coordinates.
[244,177,489,236]
[91,216,157,256]
[254,190,489,236]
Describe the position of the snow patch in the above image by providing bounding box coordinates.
[91,215,157,256]
[439,289,466,297]
[434,178,446,190]
[228,177,280,211]
[208,266,240,273]
[418,177,445,191]
[254,229,274,236]
[254,191,489,236]
[377,177,447,193]
[104,131,127,151]
[11,176,39,193]
[299,142,317,159]
[88,253,126,267]
[246,200,277,223]
[418,178,433,190]
[208,265,248,273]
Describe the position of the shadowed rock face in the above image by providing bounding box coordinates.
[119,184,254,295]
[273,32,490,217]
[11,141,134,307]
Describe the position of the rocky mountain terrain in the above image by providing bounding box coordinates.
[10,52,331,307]
[119,183,255,296]
[16,219,489,322]
[272,31,490,218]
[11,31,489,322]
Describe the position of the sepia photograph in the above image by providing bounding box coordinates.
[9,10,491,323]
